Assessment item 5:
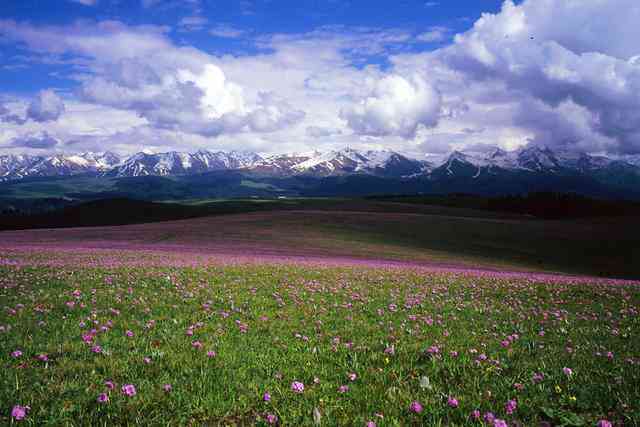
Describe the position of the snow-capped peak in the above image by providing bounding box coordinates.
[290,148,425,177]
[2,145,640,182]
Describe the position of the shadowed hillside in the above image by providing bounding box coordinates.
[1,202,638,279]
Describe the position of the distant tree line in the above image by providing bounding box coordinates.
[486,192,640,219]
[0,198,73,216]
[369,192,640,219]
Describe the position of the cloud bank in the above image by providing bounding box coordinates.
[432,0,640,154]
[2,0,640,156]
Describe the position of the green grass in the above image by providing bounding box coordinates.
[2,205,639,278]
[240,180,286,191]
[306,212,640,278]
[1,264,638,425]
[0,177,117,199]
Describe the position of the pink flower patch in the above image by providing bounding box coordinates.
[291,381,304,393]
[121,384,136,396]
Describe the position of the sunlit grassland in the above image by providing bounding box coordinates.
[1,264,638,425]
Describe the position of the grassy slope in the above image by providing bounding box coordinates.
[0,176,117,199]
[1,201,638,278]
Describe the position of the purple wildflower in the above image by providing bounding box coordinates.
[11,405,28,421]
[121,384,136,396]
[409,401,423,413]
[426,345,440,355]
[532,372,544,384]
[484,412,496,424]
[291,381,304,393]
[266,413,278,424]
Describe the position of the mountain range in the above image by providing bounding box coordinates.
[2,146,640,200]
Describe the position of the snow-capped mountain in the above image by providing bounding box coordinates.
[106,148,428,178]
[68,152,121,171]
[515,146,561,172]
[0,152,121,181]
[192,150,263,171]
[290,148,428,177]
[432,151,487,179]
[106,150,264,178]
[1,146,640,187]
[430,146,638,179]
[251,152,318,175]
[620,155,640,167]
[26,155,96,177]
[0,154,40,180]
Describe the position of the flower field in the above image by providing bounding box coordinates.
[1,254,638,426]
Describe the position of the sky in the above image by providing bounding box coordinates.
[1,0,639,158]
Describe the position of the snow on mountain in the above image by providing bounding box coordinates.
[431,145,639,179]
[290,148,426,177]
[108,150,264,177]
[453,147,591,173]
[0,154,41,180]
[434,151,487,178]
[291,148,368,175]
[21,155,92,178]
[251,153,314,175]
[109,152,183,177]
[191,150,263,170]
[620,155,640,167]
[1,146,640,182]
[433,149,520,179]
[99,147,427,178]
[553,150,613,172]
[71,152,121,170]
[441,146,561,175]
[0,152,122,181]
[514,146,561,172]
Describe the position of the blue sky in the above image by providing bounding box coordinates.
[1,1,504,36]
[1,0,639,157]
[0,0,506,94]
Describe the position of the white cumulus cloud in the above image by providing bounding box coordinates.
[0,20,305,139]
[69,0,98,6]
[340,74,441,139]
[27,90,66,123]
[10,131,60,149]
[435,0,640,153]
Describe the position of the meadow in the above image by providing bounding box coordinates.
[1,203,639,425]
[1,252,638,426]
[2,201,640,278]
